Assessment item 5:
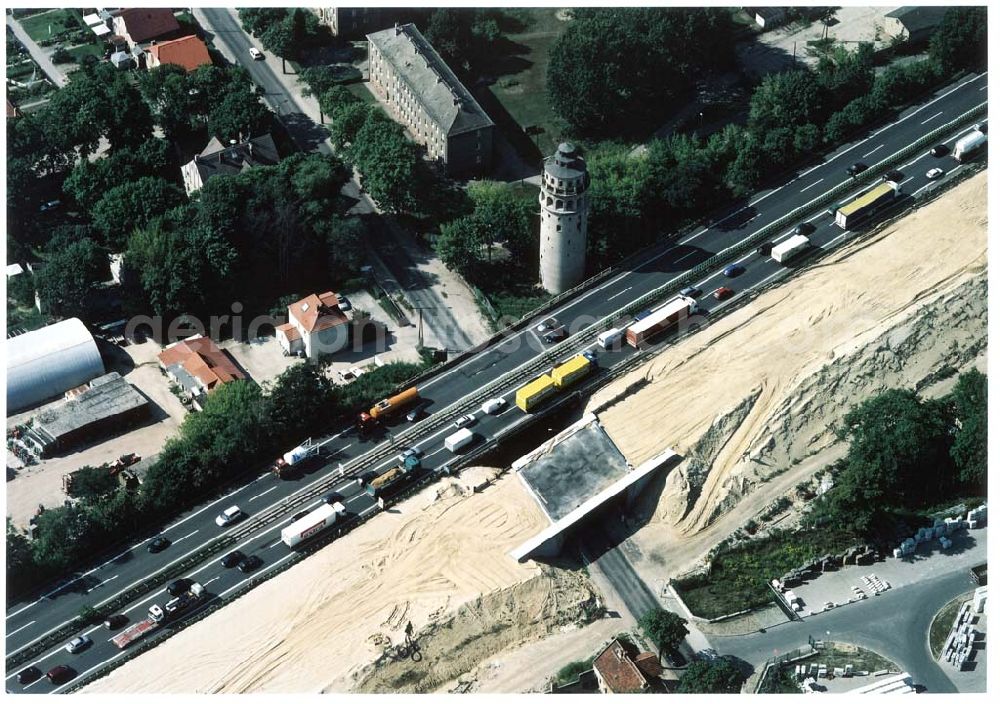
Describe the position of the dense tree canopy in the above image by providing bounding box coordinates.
[677,659,746,693]
[90,176,186,249]
[639,608,689,661]
[950,369,987,490]
[929,7,988,73]
[34,237,108,321]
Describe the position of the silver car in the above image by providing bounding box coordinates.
[64,635,92,654]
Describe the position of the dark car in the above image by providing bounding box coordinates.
[846,161,868,176]
[167,578,192,597]
[679,286,702,298]
[582,349,599,364]
[103,614,128,630]
[633,309,653,323]
[238,555,263,573]
[405,404,427,423]
[147,536,170,553]
[723,264,745,278]
[793,222,816,236]
[929,144,950,157]
[543,327,567,343]
[46,665,75,684]
[882,169,904,182]
[287,509,310,525]
[220,550,245,568]
[757,242,774,257]
[17,666,42,685]
[323,491,343,504]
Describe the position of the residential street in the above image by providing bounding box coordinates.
[6,13,69,87]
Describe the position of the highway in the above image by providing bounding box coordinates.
[5,65,987,692]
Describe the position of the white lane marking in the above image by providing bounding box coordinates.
[676,251,699,263]
[898,177,914,187]
[268,538,284,549]
[6,620,36,638]
[607,287,633,300]
[861,144,884,158]
[203,577,220,587]
[979,85,987,91]
[346,493,369,504]
[171,529,199,546]
[800,178,823,192]
[249,486,278,501]
[85,575,119,594]
[920,110,944,125]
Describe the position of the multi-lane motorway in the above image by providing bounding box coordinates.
[5,66,987,692]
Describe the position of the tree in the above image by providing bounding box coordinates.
[267,363,342,440]
[747,70,825,137]
[64,138,172,209]
[929,7,987,74]
[67,465,119,500]
[677,658,745,693]
[90,176,186,249]
[350,112,426,213]
[207,86,271,142]
[950,370,986,490]
[34,238,108,320]
[324,216,366,277]
[639,608,689,662]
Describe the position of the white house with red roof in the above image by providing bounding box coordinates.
[276,291,350,361]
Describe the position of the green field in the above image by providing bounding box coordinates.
[18,9,81,44]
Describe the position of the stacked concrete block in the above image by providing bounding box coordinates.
[973,586,987,613]
[967,504,987,525]
[939,536,953,549]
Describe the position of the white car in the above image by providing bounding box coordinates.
[926,167,944,180]
[248,47,263,60]
[453,414,477,429]
[64,635,92,654]
[481,398,506,415]
[215,505,243,527]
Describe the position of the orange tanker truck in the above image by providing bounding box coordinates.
[357,386,420,432]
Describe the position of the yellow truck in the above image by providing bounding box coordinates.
[515,374,557,412]
[551,354,593,388]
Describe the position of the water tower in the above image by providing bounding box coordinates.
[539,142,590,294]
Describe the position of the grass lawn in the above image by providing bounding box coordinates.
[18,9,80,44]
[929,592,972,658]
[485,7,572,156]
[66,43,105,64]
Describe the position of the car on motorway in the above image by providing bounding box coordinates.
[793,222,816,236]
[167,578,193,597]
[287,509,311,525]
[825,203,840,216]
[322,491,343,504]
[405,403,428,423]
[757,242,774,257]
[453,413,477,429]
[221,550,245,568]
[215,505,244,527]
[713,286,734,301]
[633,309,652,323]
[974,121,987,134]
[679,286,701,298]
[543,327,567,343]
[238,555,263,573]
[926,167,944,179]
[481,398,506,415]
[46,665,75,684]
[846,161,868,176]
[249,47,264,60]
[929,144,950,157]
[103,614,128,630]
[64,635,92,654]
[723,264,744,278]
[17,666,42,685]
[397,446,421,462]
[882,169,904,182]
[534,318,557,334]
[582,349,599,364]
[147,536,171,553]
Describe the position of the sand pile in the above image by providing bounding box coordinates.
[83,466,548,694]
[588,171,988,578]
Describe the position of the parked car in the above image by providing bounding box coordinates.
[238,555,263,573]
[713,286,734,301]
[793,222,815,236]
[679,286,702,298]
[17,666,42,685]
[926,167,944,179]
[534,318,557,334]
[221,550,245,568]
[543,327,567,343]
[147,536,170,553]
[248,47,263,60]
[64,635,92,654]
[929,144,950,157]
[38,200,62,213]
[453,413,477,429]
[723,264,745,278]
[882,169,904,182]
[46,665,75,684]
[215,505,244,527]
[846,161,868,176]
[166,579,192,597]
[103,614,128,630]
[757,242,774,257]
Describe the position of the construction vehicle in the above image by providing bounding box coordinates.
[835,181,898,229]
[624,296,697,347]
[953,129,987,162]
[271,439,321,478]
[111,582,205,649]
[515,374,558,413]
[357,387,420,432]
[770,234,811,264]
[281,502,346,548]
[365,455,420,497]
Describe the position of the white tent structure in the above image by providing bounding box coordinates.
[6,318,105,412]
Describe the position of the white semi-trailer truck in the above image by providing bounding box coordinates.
[771,234,811,264]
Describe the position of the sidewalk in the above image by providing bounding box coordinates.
[6,13,69,88]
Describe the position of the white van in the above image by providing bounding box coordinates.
[444,428,476,453]
[481,398,506,415]
[597,328,623,349]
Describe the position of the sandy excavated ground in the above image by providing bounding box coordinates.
[589,171,988,584]
[83,467,555,694]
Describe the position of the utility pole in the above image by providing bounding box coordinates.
[411,305,431,349]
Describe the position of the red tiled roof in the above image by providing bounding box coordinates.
[634,652,663,681]
[119,8,180,43]
[157,336,245,391]
[148,35,211,72]
[288,291,348,333]
[593,639,648,694]
[276,323,301,342]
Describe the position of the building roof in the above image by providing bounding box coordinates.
[148,34,211,72]
[633,652,664,681]
[544,142,587,180]
[276,322,301,342]
[367,23,494,138]
[288,291,349,333]
[158,336,246,391]
[884,6,949,33]
[118,8,180,43]
[6,318,106,413]
[747,7,788,23]
[593,639,649,694]
[33,372,149,441]
[188,133,280,183]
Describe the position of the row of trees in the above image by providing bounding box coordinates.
[811,369,987,536]
[7,361,427,600]
[639,607,745,693]
[237,7,324,69]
